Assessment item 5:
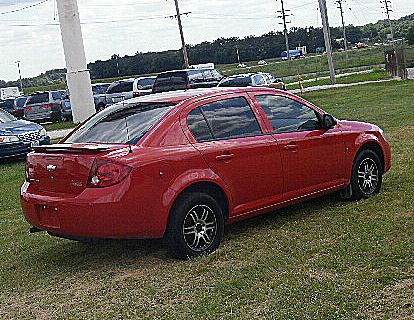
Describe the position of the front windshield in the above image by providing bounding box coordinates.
[0,109,16,123]
[65,103,173,144]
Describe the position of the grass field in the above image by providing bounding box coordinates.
[1,81,413,319]
[286,69,391,90]
[43,121,77,132]
[221,47,387,78]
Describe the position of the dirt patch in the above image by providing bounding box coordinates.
[359,277,414,319]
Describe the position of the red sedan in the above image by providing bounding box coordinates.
[21,87,391,259]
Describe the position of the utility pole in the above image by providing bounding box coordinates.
[173,0,190,68]
[236,46,241,65]
[382,0,395,42]
[56,0,95,123]
[336,0,349,58]
[318,0,336,84]
[277,0,291,61]
[14,60,23,90]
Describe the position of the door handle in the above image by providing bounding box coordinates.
[284,143,299,151]
[215,154,235,161]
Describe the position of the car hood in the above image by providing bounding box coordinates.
[338,120,380,132]
[0,120,42,135]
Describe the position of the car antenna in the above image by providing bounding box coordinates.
[124,115,133,154]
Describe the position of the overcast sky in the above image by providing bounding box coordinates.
[0,0,413,81]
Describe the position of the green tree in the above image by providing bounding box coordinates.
[407,25,414,45]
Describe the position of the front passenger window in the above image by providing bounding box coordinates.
[255,95,321,133]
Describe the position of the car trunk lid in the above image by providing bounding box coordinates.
[26,143,127,195]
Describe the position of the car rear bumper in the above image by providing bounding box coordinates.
[0,136,50,160]
[25,110,61,122]
[20,178,163,240]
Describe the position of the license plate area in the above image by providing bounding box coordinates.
[112,96,124,103]
[36,205,60,228]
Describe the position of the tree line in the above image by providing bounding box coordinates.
[1,13,413,89]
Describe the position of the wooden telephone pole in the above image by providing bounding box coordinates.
[173,0,190,68]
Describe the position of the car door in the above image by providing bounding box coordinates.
[181,94,284,215]
[252,93,346,196]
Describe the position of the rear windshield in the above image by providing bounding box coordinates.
[106,81,134,94]
[0,109,16,123]
[0,99,14,110]
[27,93,49,105]
[52,91,65,100]
[153,72,187,92]
[137,78,155,90]
[92,84,110,95]
[15,97,27,108]
[219,77,252,87]
[65,103,173,144]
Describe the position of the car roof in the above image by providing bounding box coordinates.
[158,68,213,75]
[124,87,281,105]
[225,73,255,78]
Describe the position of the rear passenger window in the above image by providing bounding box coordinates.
[187,97,262,142]
[255,95,321,133]
[187,108,214,142]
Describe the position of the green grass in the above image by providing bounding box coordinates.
[43,121,77,132]
[287,69,391,90]
[220,47,387,78]
[1,81,413,319]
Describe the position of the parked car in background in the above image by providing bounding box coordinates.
[21,87,391,259]
[218,72,285,90]
[1,97,28,119]
[24,90,66,123]
[60,91,72,121]
[0,108,50,160]
[0,99,15,115]
[60,83,113,120]
[13,96,28,119]
[0,87,20,101]
[152,68,223,94]
[92,83,111,111]
[105,77,156,106]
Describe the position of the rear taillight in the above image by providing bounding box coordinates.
[40,103,54,109]
[87,159,132,188]
[133,92,140,98]
[24,106,33,111]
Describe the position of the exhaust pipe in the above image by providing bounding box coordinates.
[30,227,44,234]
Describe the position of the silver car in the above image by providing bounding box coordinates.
[105,76,156,106]
[23,90,65,122]
[92,83,111,111]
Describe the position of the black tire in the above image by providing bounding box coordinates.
[165,192,224,260]
[350,149,383,200]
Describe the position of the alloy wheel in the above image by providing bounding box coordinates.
[182,205,217,252]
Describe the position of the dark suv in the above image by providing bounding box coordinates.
[152,68,223,94]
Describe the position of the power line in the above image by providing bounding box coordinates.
[0,0,50,15]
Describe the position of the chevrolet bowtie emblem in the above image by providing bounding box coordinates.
[47,164,57,172]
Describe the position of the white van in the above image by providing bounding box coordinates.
[0,87,20,100]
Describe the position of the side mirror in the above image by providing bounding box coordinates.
[322,114,337,130]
